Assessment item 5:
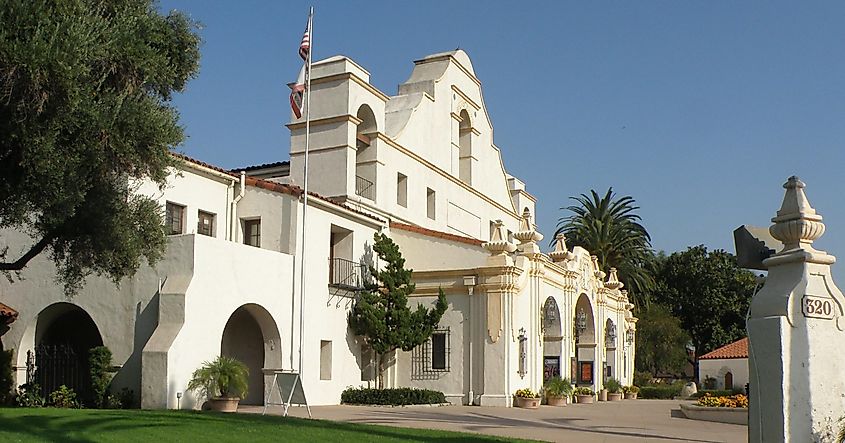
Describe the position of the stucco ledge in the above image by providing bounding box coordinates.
[679,403,748,425]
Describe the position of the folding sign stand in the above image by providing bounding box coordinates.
[264,370,311,418]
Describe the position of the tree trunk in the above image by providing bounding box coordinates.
[377,352,385,389]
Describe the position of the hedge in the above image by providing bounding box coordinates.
[690,389,743,399]
[638,385,682,399]
[341,387,446,405]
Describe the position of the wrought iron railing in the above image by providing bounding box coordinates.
[355,175,375,201]
[329,257,370,290]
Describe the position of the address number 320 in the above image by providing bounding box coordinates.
[803,295,835,320]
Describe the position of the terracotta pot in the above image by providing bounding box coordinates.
[607,392,623,401]
[515,397,541,409]
[208,397,240,413]
[546,396,568,406]
[625,393,638,400]
[575,394,594,404]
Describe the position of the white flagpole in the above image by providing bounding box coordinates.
[297,7,313,376]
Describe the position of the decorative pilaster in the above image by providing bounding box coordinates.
[482,220,517,343]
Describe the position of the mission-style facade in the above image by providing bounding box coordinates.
[0,50,636,408]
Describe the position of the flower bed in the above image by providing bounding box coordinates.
[697,393,748,408]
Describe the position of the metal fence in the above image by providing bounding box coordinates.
[355,175,375,201]
[33,344,91,401]
[329,257,369,290]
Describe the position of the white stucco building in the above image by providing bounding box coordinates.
[697,337,749,391]
[0,50,636,408]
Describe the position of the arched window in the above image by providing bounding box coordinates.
[355,105,377,201]
[458,109,472,185]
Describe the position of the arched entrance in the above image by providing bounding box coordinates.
[33,303,103,403]
[221,304,282,405]
[542,297,562,382]
[354,105,378,201]
[573,294,596,387]
[724,371,733,390]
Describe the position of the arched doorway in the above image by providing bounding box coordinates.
[604,319,617,382]
[542,297,562,382]
[573,294,596,387]
[724,371,733,390]
[33,303,103,403]
[221,304,282,405]
[354,105,377,201]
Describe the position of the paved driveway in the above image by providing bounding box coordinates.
[243,400,746,442]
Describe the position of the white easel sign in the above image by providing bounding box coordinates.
[802,295,835,320]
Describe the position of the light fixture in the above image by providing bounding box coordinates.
[576,307,587,337]
[625,329,635,346]
[606,322,617,345]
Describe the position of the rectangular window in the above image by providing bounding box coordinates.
[397,173,407,207]
[426,188,436,220]
[320,340,332,380]
[197,210,215,237]
[165,202,185,235]
[243,218,261,247]
[413,328,450,373]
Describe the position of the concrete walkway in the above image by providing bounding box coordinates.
[242,400,746,442]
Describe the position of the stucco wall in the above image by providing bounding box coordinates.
[699,358,749,391]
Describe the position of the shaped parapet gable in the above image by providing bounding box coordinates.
[287,50,535,242]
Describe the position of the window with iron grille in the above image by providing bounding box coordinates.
[197,210,215,237]
[165,202,185,235]
[413,328,450,373]
[243,218,260,247]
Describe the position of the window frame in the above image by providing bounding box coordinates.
[197,210,215,237]
[243,218,261,247]
[165,202,186,235]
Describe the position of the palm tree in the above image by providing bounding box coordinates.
[554,188,654,308]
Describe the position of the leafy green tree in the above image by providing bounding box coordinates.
[348,233,448,388]
[554,188,654,307]
[0,0,200,293]
[650,245,757,367]
[635,303,691,376]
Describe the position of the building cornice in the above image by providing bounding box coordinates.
[311,72,390,102]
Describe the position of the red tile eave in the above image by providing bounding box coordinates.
[0,302,19,325]
[699,337,749,360]
[390,222,484,247]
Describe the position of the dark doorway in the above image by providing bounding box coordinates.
[34,304,103,404]
[221,307,265,405]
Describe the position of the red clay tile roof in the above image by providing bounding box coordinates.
[699,337,748,360]
[390,222,484,247]
[230,161,290,173]
[171,152,384,224]
[0,302,18,324]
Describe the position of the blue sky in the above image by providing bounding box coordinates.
[158,1,845,257]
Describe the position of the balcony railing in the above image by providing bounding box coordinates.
[355,175,375,201]
[329,257,370,291]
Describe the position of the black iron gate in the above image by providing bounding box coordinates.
[33,344,91,401]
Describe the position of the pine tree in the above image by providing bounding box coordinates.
[348,232,447,388]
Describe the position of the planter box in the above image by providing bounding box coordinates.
[624,393,638,400]
[208,397,240,413]
[680,403,748,425]
[607,393,623,401]
[546,396,568,406]
[575,394,594,404]
[515,397,540,409]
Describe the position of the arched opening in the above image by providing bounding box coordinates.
[724,371,733,390]
[354,105,377,201]
[221,304,282,405]
[458,109,472,184]
[542,297,562,382]
[33,302,103,404]
[573,294,596,387]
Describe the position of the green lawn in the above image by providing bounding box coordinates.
[0,408,529,442]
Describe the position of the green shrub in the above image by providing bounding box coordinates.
[0,350,13,405]
[49,385,80,408]
[340,387,446,405]
[633,370,652,387]
[638,385,682,399]
[89,346,113,408]
[604,378,622,394]
[573,387,595,396]
[543,377,574,398]
[15,383,44,407]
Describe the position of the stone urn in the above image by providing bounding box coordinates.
[208,397,240,413]
[607,392,623,401]
[515,397,541,409]
[575,394,594,404]
[598,389,608,402]
[547,396,568,407]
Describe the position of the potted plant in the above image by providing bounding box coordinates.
[574,387,595,404]
[544,377,574,406]
[605,378,623,401]
[623,385,639,399]
[187,356,249,413]
[513,388,540,409]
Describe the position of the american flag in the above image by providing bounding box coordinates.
[298,19,311,61]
